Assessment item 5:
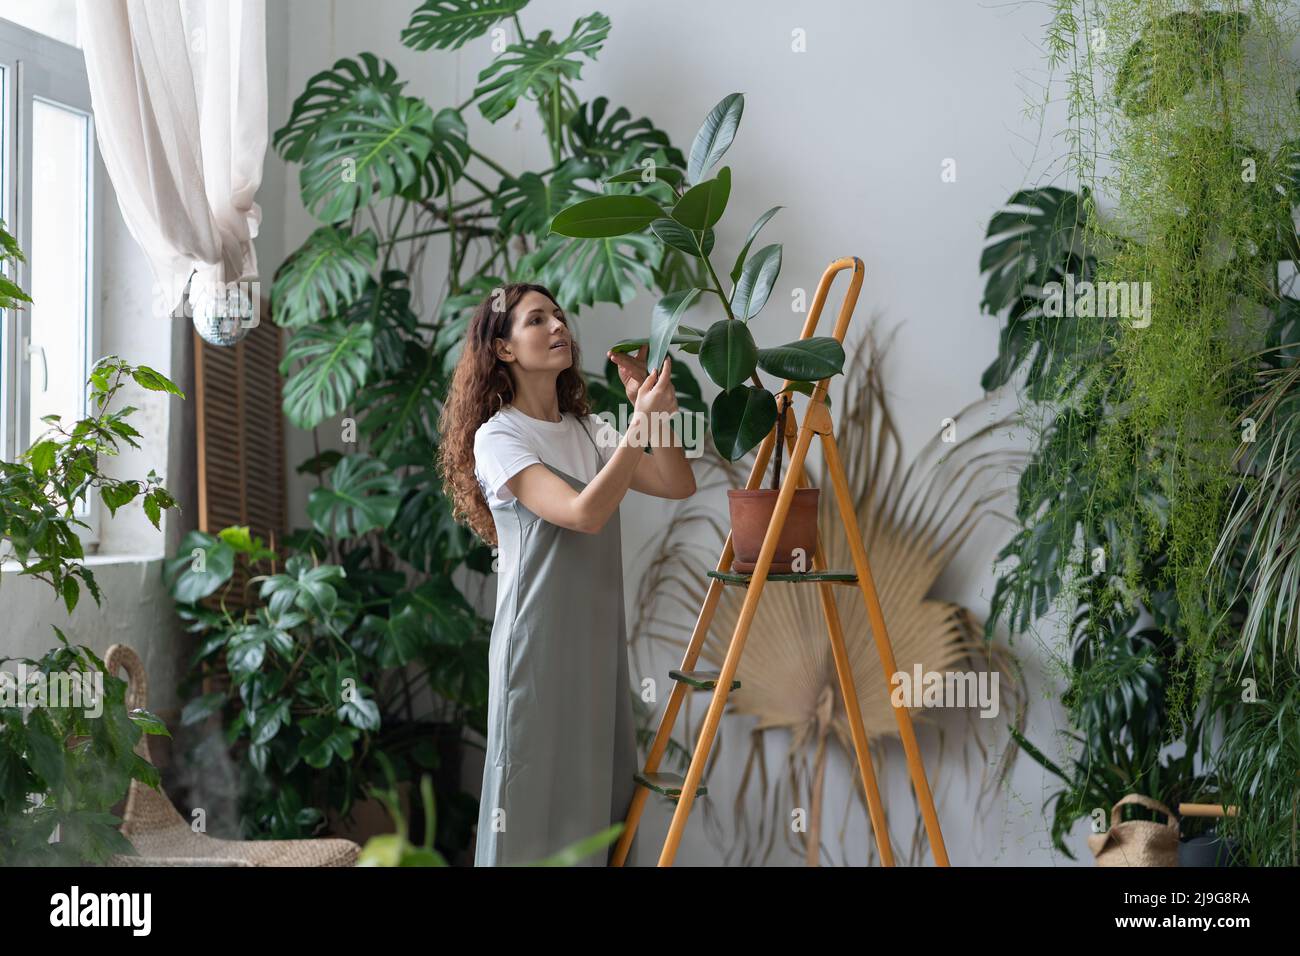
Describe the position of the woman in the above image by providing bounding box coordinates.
[438,282,696,866]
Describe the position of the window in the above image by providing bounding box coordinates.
[0,13,104,547]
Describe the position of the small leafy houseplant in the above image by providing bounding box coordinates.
[549,92,846,570]
[0,219,182,863]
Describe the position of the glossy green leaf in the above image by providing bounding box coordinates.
[549,194,663,238]
[756,336,845,382]
[729,206,781,285]
[650,218,714,258]
[731,243,781,320]
[700,319,758,390]
[647,289,703,374]
[687,92,743,186]
[163,530,237,603]
[710,385,777,461]
[670,166,731,230]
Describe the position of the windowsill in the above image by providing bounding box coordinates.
[0,552,164,574]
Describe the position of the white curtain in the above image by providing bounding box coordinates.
[75,0,267,316]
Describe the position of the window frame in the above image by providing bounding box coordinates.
[0,18,104,550]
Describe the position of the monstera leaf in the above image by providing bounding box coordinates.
[978,187,1117,399]
[400,0,530,51]
[979,186,1089,315]
[472,12,609,122]
[300,94,437,222]
[493,157,599,236]
[433,274,506,378]
[307,454,401,538]
[386,448,459,573]
[280,319,375,429]
[345,270,419,378]
[360,341,442,458]
[271,226,378,328]
[273,53,406,162]
[516,230,661,311]
[566,95,686,171]
[404,107,472,202]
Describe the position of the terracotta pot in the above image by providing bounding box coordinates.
[727,488,820,573]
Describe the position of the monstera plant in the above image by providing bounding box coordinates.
[172,1,713,853]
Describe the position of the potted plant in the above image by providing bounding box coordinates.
[0,218,183,862]
[548,92,847,572]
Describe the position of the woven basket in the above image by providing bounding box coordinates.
[1087,794,1180,867]
[102,643,360,867]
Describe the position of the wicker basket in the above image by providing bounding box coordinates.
[1087,794,1180,867]
[102,643,360,867]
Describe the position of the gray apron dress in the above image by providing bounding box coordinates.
[474,416,641,867]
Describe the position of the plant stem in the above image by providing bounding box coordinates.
[771,395,787,490]
[467,146,511,181]
[694,234,736,322]
[380,226,453,246]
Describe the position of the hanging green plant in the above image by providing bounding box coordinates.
[980,0,1300,860]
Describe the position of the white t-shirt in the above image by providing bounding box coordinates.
[473,405,622,508]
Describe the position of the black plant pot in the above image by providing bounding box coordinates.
[1178,830,1242,866]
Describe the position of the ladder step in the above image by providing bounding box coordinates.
[708,569,858,585]
[634,771,708,800]
[670,669,741,691]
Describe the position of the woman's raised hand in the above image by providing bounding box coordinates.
[632,354,679,421]
[608,344,650,406]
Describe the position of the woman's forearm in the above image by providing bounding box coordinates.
[573,412,650,532]
[647,420,696,498]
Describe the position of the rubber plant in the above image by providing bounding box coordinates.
[628,327,1028,865]
[0,221,182,864]
[549,91,847,464]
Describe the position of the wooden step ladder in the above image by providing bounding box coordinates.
[611,256,949,867]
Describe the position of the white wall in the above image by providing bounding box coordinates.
[272,0,1084,865]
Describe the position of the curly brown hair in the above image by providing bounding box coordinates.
[437,282,593,546]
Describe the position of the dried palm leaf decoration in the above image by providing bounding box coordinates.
[629,324,1027,866]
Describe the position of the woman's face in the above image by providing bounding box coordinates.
[495,290,572,372]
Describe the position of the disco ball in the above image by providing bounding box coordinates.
[192,282,257,347]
